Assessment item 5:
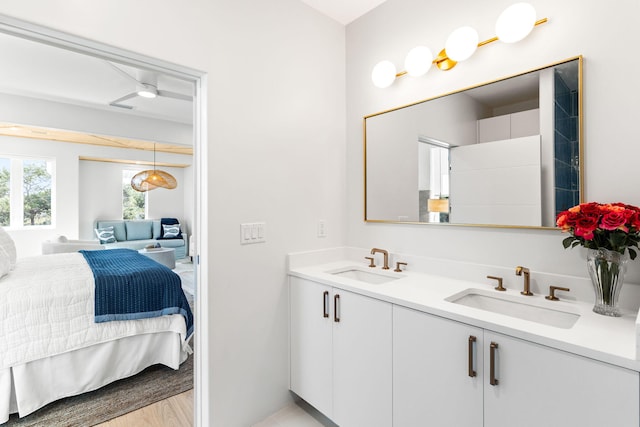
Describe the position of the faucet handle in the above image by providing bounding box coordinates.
[394,262,407,272]
[545,286,570,301]
[487,275,506,291]
[365,256,376,268]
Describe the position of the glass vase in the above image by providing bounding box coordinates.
[587,248,628,317]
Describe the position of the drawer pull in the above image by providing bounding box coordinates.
[490,342,499,386]
[323,291,329,318]
[334,294,340,322]
[468,335,477,377]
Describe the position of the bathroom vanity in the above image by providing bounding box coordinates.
[288,248,640,427]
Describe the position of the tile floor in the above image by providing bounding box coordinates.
[252,400,337,427]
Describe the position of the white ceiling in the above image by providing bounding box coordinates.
[0,31,194,125]
[299,0,388,24]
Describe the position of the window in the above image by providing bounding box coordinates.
[122,170,146,220]
[0,159,9,227]
[0,156,54,228]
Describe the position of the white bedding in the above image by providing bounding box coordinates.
[0,252,191,423]
[0,253,188,370]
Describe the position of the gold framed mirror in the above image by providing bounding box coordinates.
[364,56,583,229]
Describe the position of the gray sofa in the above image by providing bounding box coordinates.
[95,219,187,259]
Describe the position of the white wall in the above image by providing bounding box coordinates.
[0,1,346,426]
[346,0,640,286]
[1,135,191,255]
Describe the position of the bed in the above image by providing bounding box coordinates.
[0,243,194,424]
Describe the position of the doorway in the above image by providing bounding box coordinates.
[0,14,209,425]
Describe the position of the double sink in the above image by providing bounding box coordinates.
[328,266,580,329]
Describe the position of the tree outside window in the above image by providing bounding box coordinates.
[23,160,52,226]
[123,170,146,220]
[0,159,9,227]
[0,157,53,228]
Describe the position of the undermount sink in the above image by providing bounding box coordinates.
[446,288,580,329]
[328,267,401,285]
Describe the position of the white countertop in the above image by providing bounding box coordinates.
[290,260,640,371]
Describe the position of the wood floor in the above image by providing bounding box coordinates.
[95,390,193,427]
[95,391,338,427]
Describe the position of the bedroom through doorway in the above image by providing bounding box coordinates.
[0,15,208,426]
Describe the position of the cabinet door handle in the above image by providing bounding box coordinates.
[323,291,329,318]
[468,335,477,378]
[490,342,499,386]
[334,294,340,323]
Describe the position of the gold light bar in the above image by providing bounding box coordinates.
[394,18,548,77]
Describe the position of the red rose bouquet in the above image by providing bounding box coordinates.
[556,202,640,260]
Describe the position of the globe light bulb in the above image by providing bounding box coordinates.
[404,46,433,77]
[495,2,537,43]
[371,60,397,88]
[445,26,479,62]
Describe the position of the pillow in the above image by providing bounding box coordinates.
[95,221,127,242]
[0,226,17,270]
[55,235,68,243]
[94,226,117,244]
[162,223,181,239]
[152,220,162,239]
[158,217,182,239]
[0,245,10,279]
[125,221,152,241]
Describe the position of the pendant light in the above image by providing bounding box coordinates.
[131,144,177,192]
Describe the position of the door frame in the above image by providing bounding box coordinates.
[0,13,210,426]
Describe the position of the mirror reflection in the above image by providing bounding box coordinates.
[365,56,582,228]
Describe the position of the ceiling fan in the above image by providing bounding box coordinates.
[107,62,192,108]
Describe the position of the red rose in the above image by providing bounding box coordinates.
[600,211,629,231]
[574,215,598,240]
[580,202,601,216]
[556,211,579,231]
[631,212,640,230]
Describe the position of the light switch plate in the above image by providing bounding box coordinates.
[241,222,266,244]
[317,220,327,237]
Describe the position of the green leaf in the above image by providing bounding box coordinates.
[630,248,637,260]
[562,237,575,249]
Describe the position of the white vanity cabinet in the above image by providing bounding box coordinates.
[289,277,392,427]
[289,277,333,417]
[484,331,639,427]
[393,305,639,427]
[393,305,483,427]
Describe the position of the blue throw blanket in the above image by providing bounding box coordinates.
[80,248,193,338]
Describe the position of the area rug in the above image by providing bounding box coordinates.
[6,296,195,427]
[5,354,193,427]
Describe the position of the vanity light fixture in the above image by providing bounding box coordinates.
[371,2,547,88]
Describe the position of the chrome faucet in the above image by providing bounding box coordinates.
[515,266,533,296]
[370,248,390,270]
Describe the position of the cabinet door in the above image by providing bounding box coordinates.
[393,306,483,427]
[333,289,392,427]
[484,331,639,427]
[289,277,333,417]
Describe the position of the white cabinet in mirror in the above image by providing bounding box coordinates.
[364,56,582,229]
